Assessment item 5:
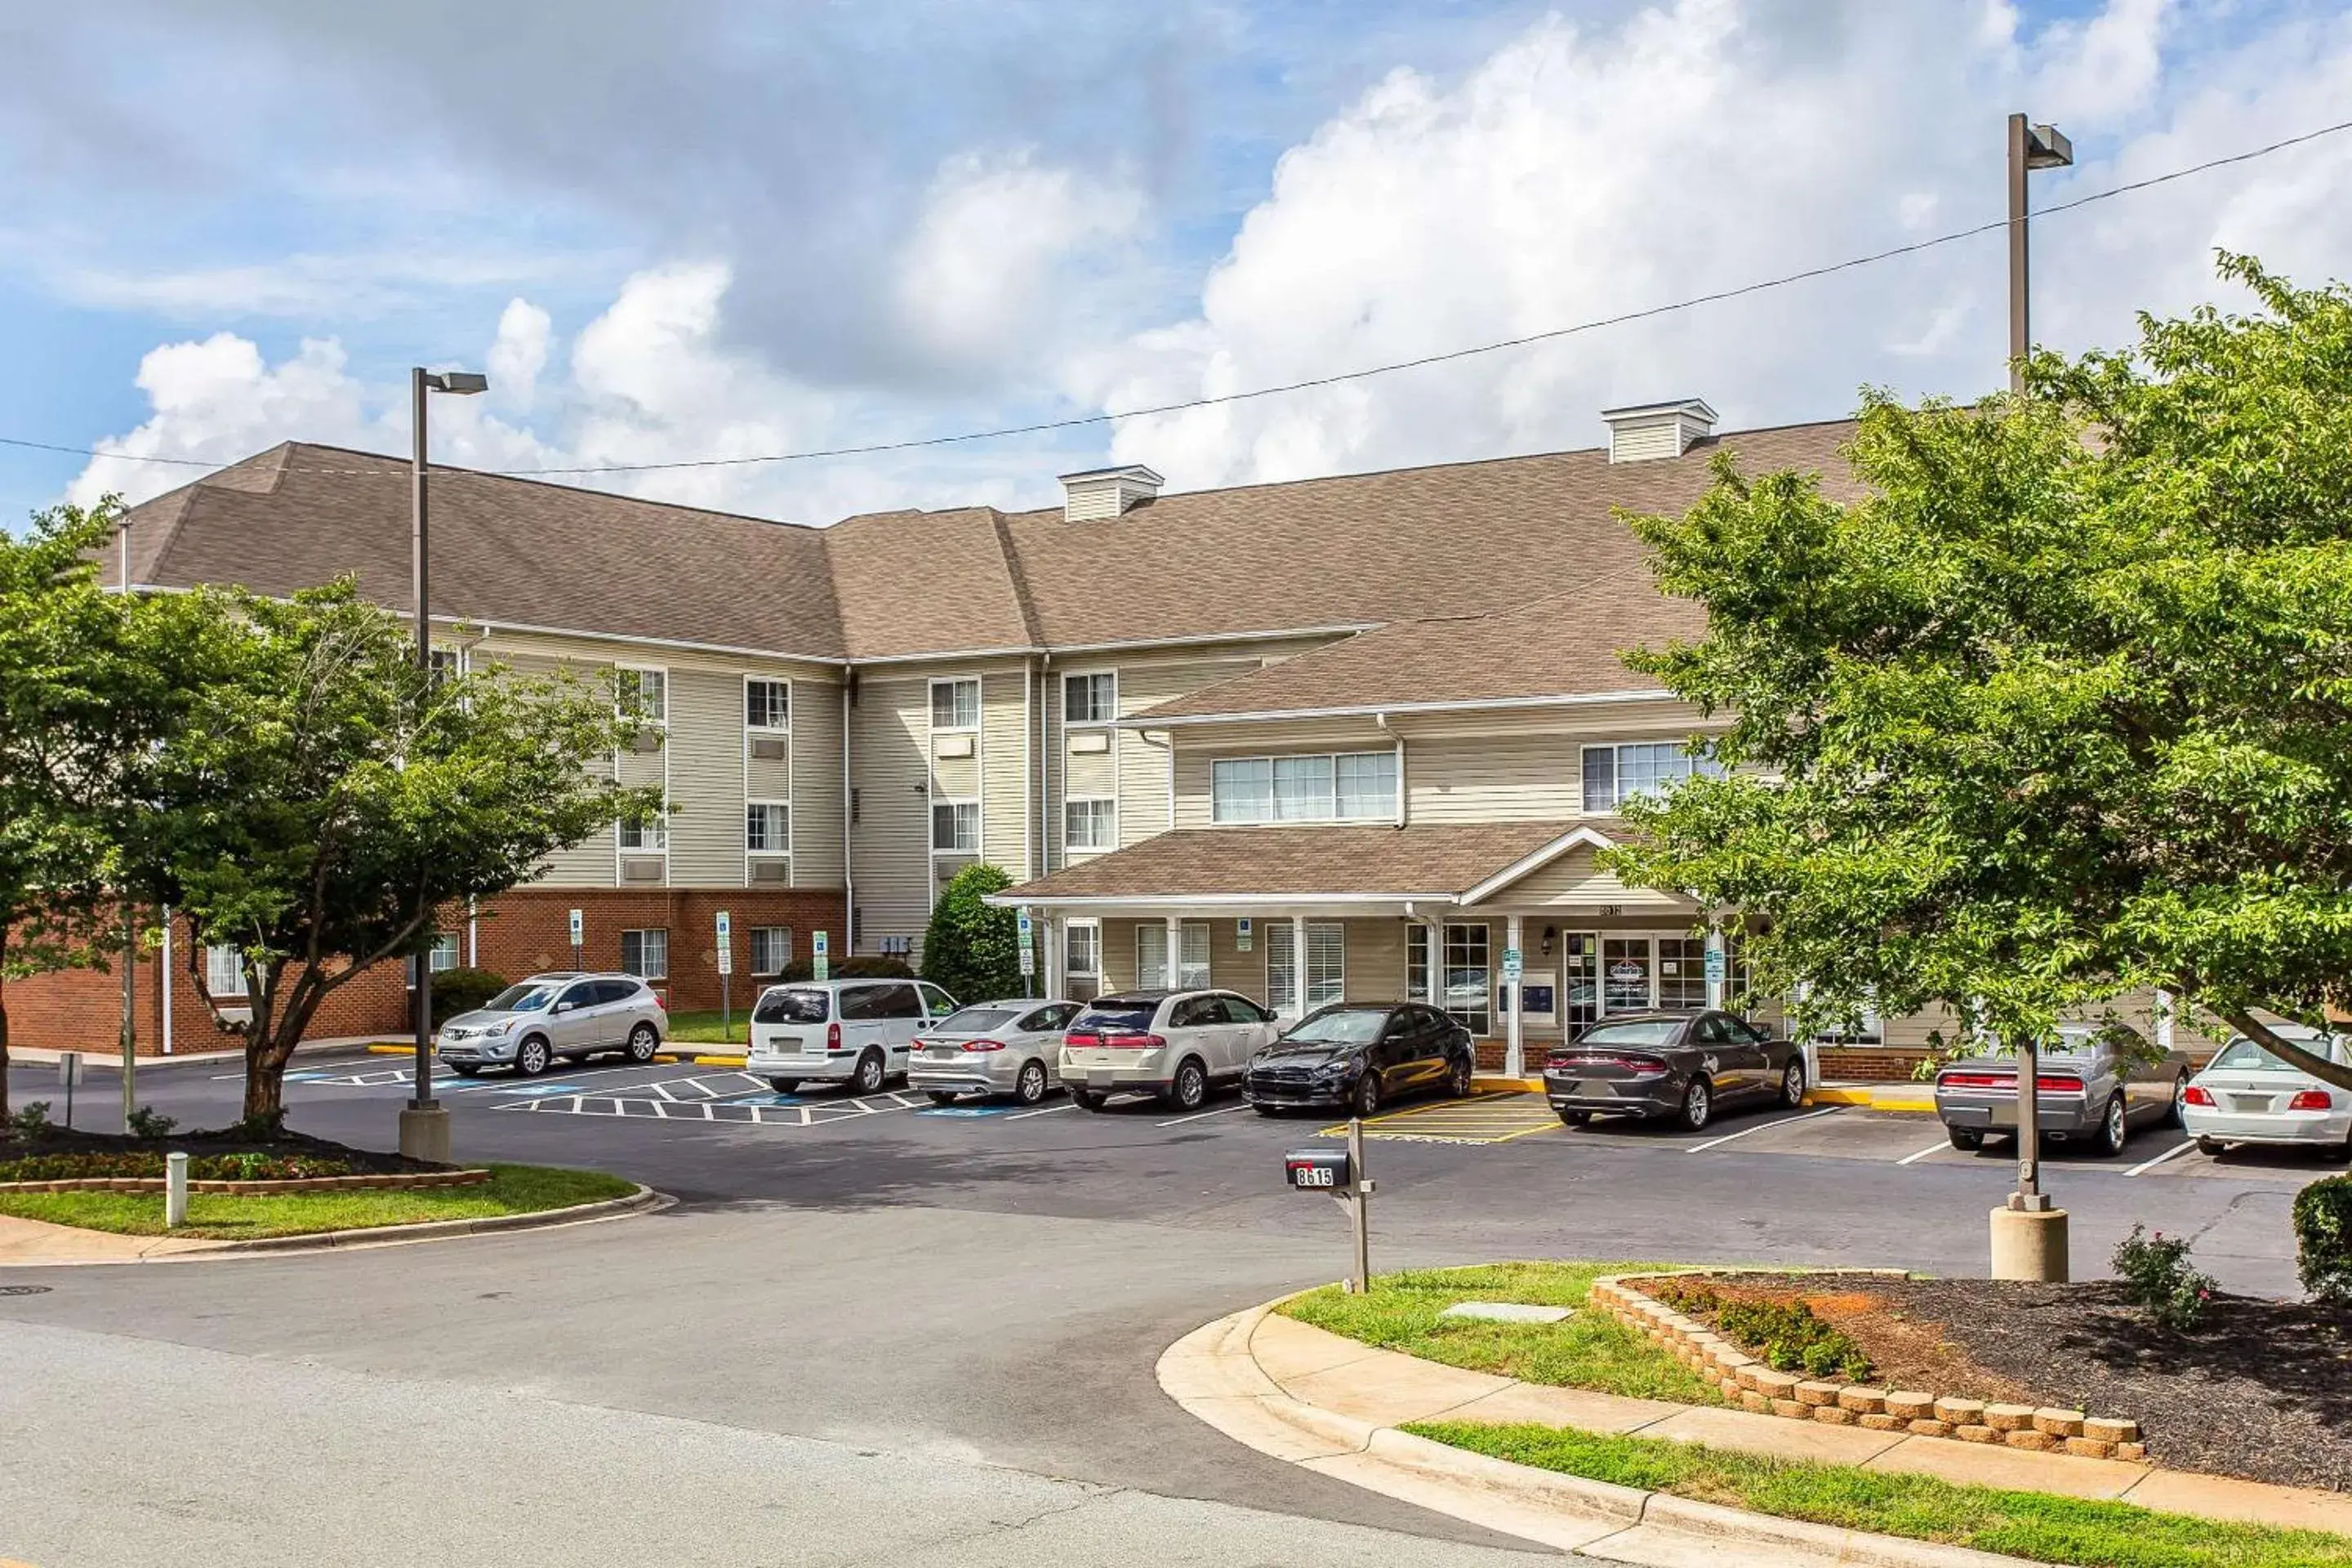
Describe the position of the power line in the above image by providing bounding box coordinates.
[18,112,2352,484]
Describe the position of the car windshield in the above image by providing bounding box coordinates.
[936,1007,1021,1035]
[753,987,831,1025]
[483,983,559,1012]
[1572,1020,1684,1048]
[2212,1034,2346,1071]
[1282,1010,1388,1045]
[1974,1026,2103,1061]
[1071,1002,1157,1034]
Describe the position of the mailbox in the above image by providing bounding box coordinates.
[1285,1148,1351,1192]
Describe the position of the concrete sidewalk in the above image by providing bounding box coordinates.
[0,1213,225,1266]
[1160,1301,2352,1566]
[8,1035,403,1071]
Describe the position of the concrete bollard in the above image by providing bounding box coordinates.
[164,1151,189,1229]
[1989,1204,2069,1281]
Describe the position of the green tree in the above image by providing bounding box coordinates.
[126,581,657,1120]
[1606,255,2352,1091]
[921,862,1023,1006]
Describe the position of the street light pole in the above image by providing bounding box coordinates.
[399,366,487,1165]
[2007,113,2074,396]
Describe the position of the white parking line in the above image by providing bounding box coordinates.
[1007,1102,1076,1120]
[1897,1138,1953,1165]
[2127,1138,2198,1177]
[1684,1106,1842,1153]
[1157,1104,1248,1128]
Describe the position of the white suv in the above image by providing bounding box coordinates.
[1061,989,1281,1112]
[746,978,960,1095]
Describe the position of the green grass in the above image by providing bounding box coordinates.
[1278,1261,1722,1404]
[662,1009,747,1047]
[1407,1421,2352,1568]
[0,1162,636,1239]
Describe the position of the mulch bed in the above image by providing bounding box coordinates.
[0,1126,439,1175]
[1678,1271,2352,1493]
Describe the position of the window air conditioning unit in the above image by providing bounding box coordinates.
[933,733,975,760]
[1069,731,1110,755]
[630,728,665,754]
[620,855,666,884]
[750,859,791,885]
[749,735,789,760]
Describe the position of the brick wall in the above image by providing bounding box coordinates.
[1815,1047,1928,1083]
[2,885,849,1055]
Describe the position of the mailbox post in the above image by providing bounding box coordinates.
[1284,1117,1377,1293]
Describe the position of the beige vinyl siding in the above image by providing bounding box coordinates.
[666,667,742,887]
[745,675,793,802]
[1114,660,1258,847]
[981,670,1027,872]
[1407,733,1584,823]
[850,676,932,955]
[493,645,619,887]
[791,677,844,889]
[1470,844,1686,914]
[1101,918,1141,993]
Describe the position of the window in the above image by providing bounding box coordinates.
[1267,921,1345,1013]
[1064,671,1116,724]
[932,800,979,853]
[1212,751,1396,823]
[1065,920,1100,1001]
[619,809,668,851]
[428,647,464,688]
[746,802,791,854]
[844,982,924,1021]
[1580,741,1723,813]
[1658,937,1707,1010]
[1138,922,1210,990]
[746,678,790,730]
[205,943,246,997]
[1410,924,1490,1036]
[621,928,668,980]
[1065,798,1116,851]
[931,678,979,731]
[428,933,461,973]
[750,926,791,975]
[618,667,667,724]
[1792,982,1882,1044]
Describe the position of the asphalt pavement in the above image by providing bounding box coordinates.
[1,1050,2331,1565]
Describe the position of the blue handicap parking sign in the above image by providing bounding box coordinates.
[915,1104,1013,1118]
[715,1090,804,1107]
[492,1082,586,1097]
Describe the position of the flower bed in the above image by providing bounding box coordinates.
[0,1150,357,1183]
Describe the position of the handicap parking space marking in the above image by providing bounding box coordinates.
[1005,1102,1077,1120]
[1684,1105,1842,1154]
[496,1083,925,1130]
[1321,1092,1565,1145]
[1156,1103,1247,1128]
[915,1103,1019,1119]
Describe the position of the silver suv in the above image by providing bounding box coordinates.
[1061,989,1281,1111]
[437,973,668,1077]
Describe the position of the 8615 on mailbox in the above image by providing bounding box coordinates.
[1285,1148,1350,1191]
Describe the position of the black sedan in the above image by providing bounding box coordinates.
[1543,1010,1804,1132]
[1243,1002,1475,1117]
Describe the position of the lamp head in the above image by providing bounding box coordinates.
[2024,122,2073,171]
[423,369,490,395]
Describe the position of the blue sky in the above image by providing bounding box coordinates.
[6,0,2350,528]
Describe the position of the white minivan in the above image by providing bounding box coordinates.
[746,978,960,1095]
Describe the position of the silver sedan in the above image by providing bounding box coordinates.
[2184,1028,2352,1159]
[906,1000,1082,1107]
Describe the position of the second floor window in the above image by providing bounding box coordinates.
[428,647,464,688]
[620,809,668,851]
[746,679,790,730]
[746,802,790,853]
[1211,751,1397,824]
[1580,742,1722,813]
[932,800,979,853]
[618,668,667,724]
[1065,798,1116,850]
[931,678,979,732]
[1064,672,1115,724]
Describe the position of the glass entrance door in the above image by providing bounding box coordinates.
[1601,938,1653,1013]
[1563,933,1599,1034]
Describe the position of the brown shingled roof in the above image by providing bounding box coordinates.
[822,506,1036,659]
[1001,821,1577,902]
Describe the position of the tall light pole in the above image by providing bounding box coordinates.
[2007,113,2074,395]
[399,367,487,1165]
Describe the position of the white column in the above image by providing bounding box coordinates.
[1165,913,1182,991]
[1290,914,1308,1020]
[2154,988,2176,1051]
[1704,924,1725,1011]
[1425,919,1444,1012]
[1043,915,1062,1000]
[1505,913,1526,1081]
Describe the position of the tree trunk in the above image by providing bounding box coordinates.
[2217,1007,2352,1095]
[0,929,11,1125]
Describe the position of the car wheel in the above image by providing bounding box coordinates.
[1350,1073,1381,1120]
[452,1065,483,1078]
[2167,1073,2189,1127]
[1071,1088,1107,1112]
[1778,1058,1806,1109]
[2196,1134,2225,1158]
[853,1050,886,1096]
[1165,1058,1208,1111]
[2092,1094,2129,1157]
[1557,1108,1590,1127]
[1014,1060,1049,1106]
[1447,1056,1473,1098]
[926,1090,960,1107]
[767,1078,800,1095]
[1677,1077,1713,1133]
[1947,1125,1984,1151]
[626,1023,660,1064]
[514,1036,550,1077]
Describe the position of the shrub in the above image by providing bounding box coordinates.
[920,862,1022,1005]
[212,1108,287,1143]
[768,955,915,983]
[0,1150,354,1183]
[2111,1224,2216,1330]
[430,966,509,1026]
[2294,1177,2352,1302]
[126,1107,178,1138]
[6,1101,52,1140]
[1651,1280,1870,1382]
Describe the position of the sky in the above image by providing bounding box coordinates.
[5,0,2352,529]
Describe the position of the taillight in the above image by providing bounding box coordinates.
[2292,1089,2335,1111]
[1068,1030,1100,1047]
[1107,1031,1166,1050]
[1941,1072,2008,1089]
[827,1021,842,1051]
[2183,1085,2216,1107]
[2034,1076,2085,1094]
[1552,1054,1667,1075]
[964,1039,1006,1053]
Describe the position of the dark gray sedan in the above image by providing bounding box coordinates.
[1542,1010,1804,1132]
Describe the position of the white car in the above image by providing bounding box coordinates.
[746,978,960,1095]
[907,1000,1082,1107]
[1060,989,1283,1112]
[2184,1026,2352,1159]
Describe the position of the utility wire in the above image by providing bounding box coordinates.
[16,112,2352,483]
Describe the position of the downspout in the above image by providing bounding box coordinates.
[1037,652,1054,876]
[160,905,173,1054]
[1022,658,1035,880]
[1376,712,1405,827]
[1135,728,1174,833]
[841,668,856,951]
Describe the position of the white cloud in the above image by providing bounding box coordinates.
[485,298,553,412]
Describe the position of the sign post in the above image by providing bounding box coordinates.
[715,910,733,1044]
[58,1052,82,1130]
[813,929,830,983]
[1016,910,1035,994]
[568,906,584,971]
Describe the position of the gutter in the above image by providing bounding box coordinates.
[1118,687,1681,729]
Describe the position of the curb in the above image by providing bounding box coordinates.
[1159,1298,2048,1568]
[189,1183,670,1254]
[660,1052,747,1067]
[1806,1086,1936,1112]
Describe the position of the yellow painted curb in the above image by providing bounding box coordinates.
[659,1051,747,1067]
[1472,1076,1544,1094]
[363,1042,420,1056]
[1806,1086,1936,1112]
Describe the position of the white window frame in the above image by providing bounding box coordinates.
[618,808,669,853]
[1064,920,1101,982]
[1579,740,1723,815]
[929,676,981,733]
[745,675,791,733]
[620,928,669,981]
[204,943,246,998]
[1064,796,1117,853]
[1137,921,1212,991]
[1210,751,1398,825]
[931,799,980,854]
[1267,920,1346,1017]
[749,926,791,976]
[1410,923,1492,1036]
[428,645,467,688]
[745,800,791,856]
[1062,670,1117,727]
[617,665,669,727]
[428,932,461,973]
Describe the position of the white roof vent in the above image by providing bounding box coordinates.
[1058,463,1164,522]
[1601,399,1717,464]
